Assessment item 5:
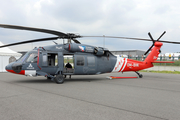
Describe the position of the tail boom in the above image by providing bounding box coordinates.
[112,42,163,73]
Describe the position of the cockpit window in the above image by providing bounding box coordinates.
[18,52,29,62]
[26,53,38,63]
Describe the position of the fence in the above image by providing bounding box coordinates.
[126,56,180,61]
[127,56,180,71]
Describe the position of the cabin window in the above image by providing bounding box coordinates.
[48,53,58,66]
[87,56,95,66]
[26,53,38,63]
[42,53,47,66]
[76,56,84,66]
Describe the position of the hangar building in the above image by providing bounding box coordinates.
[111,50,146,58]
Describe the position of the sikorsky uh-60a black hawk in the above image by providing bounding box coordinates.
[0,24,180,84]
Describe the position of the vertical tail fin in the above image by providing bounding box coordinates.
[144,42,163,63]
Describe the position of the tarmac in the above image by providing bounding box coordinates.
[0,72,180,120]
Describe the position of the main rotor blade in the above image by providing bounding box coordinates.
[157,31,166,41]
[82,35,153,41]
[72,39,81,44]
[0,24,68,38]
[0,37,59,48]
[82,36,180,44]
[158,40,180,44]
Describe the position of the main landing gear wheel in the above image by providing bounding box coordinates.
[55,74,64,84]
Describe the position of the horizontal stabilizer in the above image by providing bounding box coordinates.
[152,61,174,63]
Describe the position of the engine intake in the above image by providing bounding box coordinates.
[95,47,104,56]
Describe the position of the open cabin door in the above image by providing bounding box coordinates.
[63,55,74,75]
[39,51,59,75]
[57,52,64,75]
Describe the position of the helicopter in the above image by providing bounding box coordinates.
[0,24,180,84]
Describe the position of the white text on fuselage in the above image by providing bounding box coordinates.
[127,63,139,67]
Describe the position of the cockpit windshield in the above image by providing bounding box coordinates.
[18,52,38,63]
[18,52,29,62]
[26,53,38,63]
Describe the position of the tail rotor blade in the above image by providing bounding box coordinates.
[148,32,155,42]
[157,31,166,41]
[144,44,154,55]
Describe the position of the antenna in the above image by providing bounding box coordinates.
[103,35,105,48]
[53,41,58,45]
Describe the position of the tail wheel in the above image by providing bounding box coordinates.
[139,74,143,78]
[135,71,143,78]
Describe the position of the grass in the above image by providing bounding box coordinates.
[153,60,180,66]
[130,57,180,66]
[64,59,74,63]
[55,58,74,64]
[140,70,180,74]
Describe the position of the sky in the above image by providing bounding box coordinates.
[0,0,180,53]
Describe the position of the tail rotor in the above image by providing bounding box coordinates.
[144,31,166,55]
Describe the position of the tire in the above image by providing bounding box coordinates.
[55,74,64,84]
[139,74,143,78]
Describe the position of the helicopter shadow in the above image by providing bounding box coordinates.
[64,77,105,83]
[11,76,106,84]
[11,78,53,84]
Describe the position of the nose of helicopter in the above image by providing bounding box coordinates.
[5,64,11,71]
[5,62,25,75]
[5,62,14,72]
